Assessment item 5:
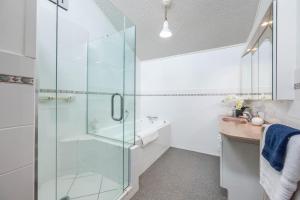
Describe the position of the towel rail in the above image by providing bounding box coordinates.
[39,95,74,103]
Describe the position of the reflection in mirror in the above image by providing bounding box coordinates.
[240,53,252,97]
[251,43,259,100]
[240,4,274,100]
[258,26,273,100]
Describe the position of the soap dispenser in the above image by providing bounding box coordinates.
[251,112,264,126]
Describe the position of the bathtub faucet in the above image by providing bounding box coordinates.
[147,116,158,123]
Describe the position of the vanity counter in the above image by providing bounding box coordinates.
[218,117,264,143]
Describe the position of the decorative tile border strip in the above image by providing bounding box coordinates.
[39,89,272,97]
[39,89,118,96]
[295,83,300,90]
[0,74,34,85]
[136,92,272,97]
[40,88,86,94]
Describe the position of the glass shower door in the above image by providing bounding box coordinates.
[85,31,126,199]
[88,32,125,140]
[55,1,135,200]
[37,1,135,199]
[87,17,136,194]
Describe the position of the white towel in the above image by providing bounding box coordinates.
[137,128,159,147]
[260,125,300,200]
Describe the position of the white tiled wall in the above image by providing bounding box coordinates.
[138,45,244,156]
[0,165,34,200]
[0,0,36,199]
[298,0,300,70]
[0,84,34,128]
[0,126,34,174]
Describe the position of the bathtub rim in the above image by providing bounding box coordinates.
[87,119,170,145]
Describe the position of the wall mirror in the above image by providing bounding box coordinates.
[240,4,274,100]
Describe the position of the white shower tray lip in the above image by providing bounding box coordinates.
[59,135,132,148]
[60,135,95,142]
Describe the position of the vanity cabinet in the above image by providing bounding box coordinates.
[219,118,264,200]
[240,0,297,100]
[220,136,263,200]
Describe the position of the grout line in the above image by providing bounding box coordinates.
[100,188,120,194]
[97,175,104,200]
[0,163,33,176]
[0,124,34,132]
[66,174,78,196]
[61,172,100,180]
[70,192,100,199]
[0,49,28,57]
[65,173,104,199]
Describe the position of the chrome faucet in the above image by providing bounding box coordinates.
[146,116,158,123]
[242,109,253,122]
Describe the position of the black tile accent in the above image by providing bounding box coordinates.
[0,74,34,85]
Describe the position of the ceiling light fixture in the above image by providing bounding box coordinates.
[160,0,172,38]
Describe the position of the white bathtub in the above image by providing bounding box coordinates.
[120,118,171,200]
[93,118,170,146]
[131,118,171,169]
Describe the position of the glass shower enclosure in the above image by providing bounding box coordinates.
[37,0,136,199]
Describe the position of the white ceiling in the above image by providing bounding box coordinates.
[109,0,259,60]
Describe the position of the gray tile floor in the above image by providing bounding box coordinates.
[131,148,227,200]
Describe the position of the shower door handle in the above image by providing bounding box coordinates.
[111,93,124,121]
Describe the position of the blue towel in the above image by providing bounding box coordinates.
[262,124,300,171]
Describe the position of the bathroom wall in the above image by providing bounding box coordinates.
[137,0,300,156]
[298,0,300,70]
[0,0,36,199]
[136,58,142,118]
[138,44,244,156]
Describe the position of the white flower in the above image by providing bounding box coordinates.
[236,99,244,110]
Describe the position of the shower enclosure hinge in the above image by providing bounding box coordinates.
[49,0,69,11]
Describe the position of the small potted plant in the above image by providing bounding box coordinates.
[235,99,246,117]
